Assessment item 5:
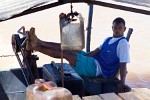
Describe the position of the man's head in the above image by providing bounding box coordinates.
[112,17,126,38]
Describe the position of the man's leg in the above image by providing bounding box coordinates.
[26,27,77,66]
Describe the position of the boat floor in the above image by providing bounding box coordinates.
[1,67,150,100]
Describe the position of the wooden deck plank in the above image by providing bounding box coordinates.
[118,92,143,100]
[73,95,81,100]
[73,88,150,100]
[99,93,122,100]
[132,88,150,94]
[132,88,150,100]
[82,95,102,100]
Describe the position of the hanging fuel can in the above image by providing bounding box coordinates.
[59,12,85,50]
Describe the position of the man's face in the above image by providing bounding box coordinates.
[112,22,126,38]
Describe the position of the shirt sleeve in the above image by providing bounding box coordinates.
[117,39,130,63]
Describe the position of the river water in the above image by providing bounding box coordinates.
[0,2,150,89]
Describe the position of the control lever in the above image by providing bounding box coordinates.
[51,61,61,72]
[51,61,71,76]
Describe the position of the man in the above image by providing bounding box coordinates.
[26,17,130,85]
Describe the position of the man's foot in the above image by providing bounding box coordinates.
[25,31,31,50]
[59,13,66,19]
[26,27,39,50]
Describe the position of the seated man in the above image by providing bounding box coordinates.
[26,17,130,86]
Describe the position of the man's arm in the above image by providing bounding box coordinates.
[85,48,100,57]
[120,63,127,84]
[119,63,131,92]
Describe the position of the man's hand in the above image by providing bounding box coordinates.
[118,83,131,93]
[85,48,100,57]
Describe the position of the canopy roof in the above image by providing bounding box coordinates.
[0,0,150,22]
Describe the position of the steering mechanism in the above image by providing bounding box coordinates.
[11,26,39,85]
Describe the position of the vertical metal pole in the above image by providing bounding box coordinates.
[86,4,93,53]
[61,50,64,87]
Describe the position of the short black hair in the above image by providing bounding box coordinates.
[113,17,125,26]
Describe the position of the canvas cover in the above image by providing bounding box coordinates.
[0,0,150,21]
[0,0,58,21]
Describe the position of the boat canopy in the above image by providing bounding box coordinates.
[0,0,150,22]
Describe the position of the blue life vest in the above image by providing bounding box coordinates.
[93,37,126,78]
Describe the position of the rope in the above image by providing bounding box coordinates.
[0,54,22,57]
[0,54,16,57]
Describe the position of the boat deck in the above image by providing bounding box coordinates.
[0,68,150,100]
[73,88,150,100]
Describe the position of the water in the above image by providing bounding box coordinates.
[0,2,150,89]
